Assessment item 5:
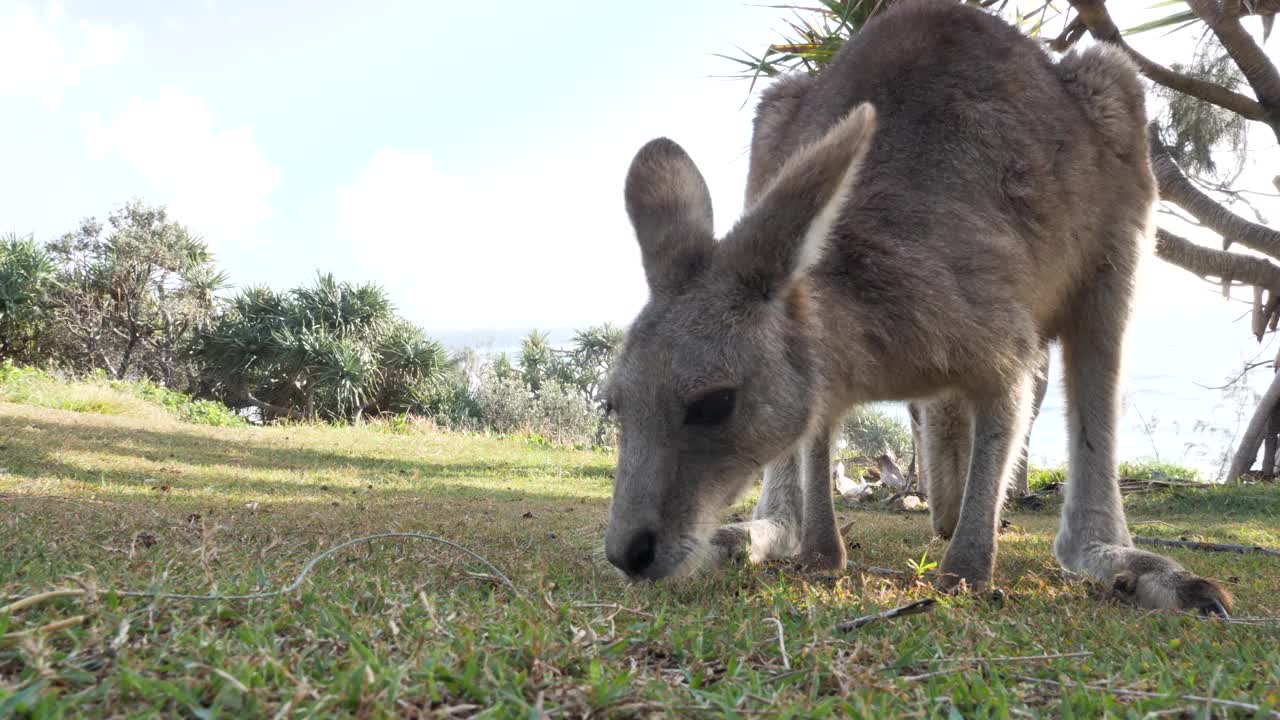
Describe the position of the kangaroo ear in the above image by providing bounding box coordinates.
[722,102,877,300]
[624,138,715,296]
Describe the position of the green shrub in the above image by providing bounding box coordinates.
[1024,460,1204,493]
[843,405,913,459]
[534,379,602,446]
[119,379,246,427]
[410,365,481,430]
[1027,466,1065,492]
[473,372,539,435]
[1118,459,1203,483]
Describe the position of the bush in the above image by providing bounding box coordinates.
[534,379,601,446]
[0,233,56,364]
[120,379,246,428]
[1027,466,1066,492]
[1118,459,1203,483]
[194,275,448,423]
[409,368,480,430]
[473,372,540,435]
[843,405,913,459]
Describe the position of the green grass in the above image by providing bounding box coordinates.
[1027,459,1206,493]
[2,380,1279,718]
[0,363,245,428]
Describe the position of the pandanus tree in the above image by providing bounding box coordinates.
[0,233,57,364]
[194,273,449,422]
[725,0,1280,482]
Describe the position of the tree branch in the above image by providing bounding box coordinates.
[1065,0,1267,122]
[239,390,302,421]
[1155,228,1280,297]
[1226,0,1280,17]
[1188,0,1280,123]
[1149,127,1280,257]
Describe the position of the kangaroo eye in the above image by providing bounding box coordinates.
[684,388,736,426]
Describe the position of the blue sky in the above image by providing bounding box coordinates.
[0,0,784,331]
[2,0,1280,473]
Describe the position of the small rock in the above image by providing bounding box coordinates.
[142,478,158,485]
[900,495,926,511]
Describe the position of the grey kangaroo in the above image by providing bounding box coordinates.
[602,0,1230,615]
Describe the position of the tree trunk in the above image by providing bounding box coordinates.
[1263,400,1278,476]
[117,330,140,379]
[1227,369,1280,482]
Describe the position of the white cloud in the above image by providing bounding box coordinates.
[336,80,758,332]
[0,0,127,107]
[80,89,281,246]
[336,148,601,330]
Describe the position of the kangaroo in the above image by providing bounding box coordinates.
[602,0,1230,615]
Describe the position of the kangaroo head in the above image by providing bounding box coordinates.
[603,103,877,579]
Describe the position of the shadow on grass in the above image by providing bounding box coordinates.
[0,407,615,504]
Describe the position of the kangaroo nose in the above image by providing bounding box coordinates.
[609,529,657,576]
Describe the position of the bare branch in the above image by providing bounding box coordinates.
[1150,127,1280,257]
[1065,0,1267,122]
[1155,228,1280,297]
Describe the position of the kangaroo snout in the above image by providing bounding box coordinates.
[606,527,659,578]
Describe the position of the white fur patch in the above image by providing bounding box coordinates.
[795,150,864,275]
[745,103,876,278]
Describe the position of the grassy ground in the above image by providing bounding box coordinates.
[1,378,1278,718]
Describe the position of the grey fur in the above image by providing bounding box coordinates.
[603,0,1230,612]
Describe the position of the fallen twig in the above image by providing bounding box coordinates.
[0,589,88,615]
[838,598,936,631]
[1133,536,1280,558]
[763,617,791,670]
[1,615,88,643]
[572,602,655,619]
[896,651,1092,682]
[919,650,1093,665]
[1012,674,1280,718]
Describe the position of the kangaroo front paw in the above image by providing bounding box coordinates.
[1110,567,1233,617]
[710,525,749,565]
